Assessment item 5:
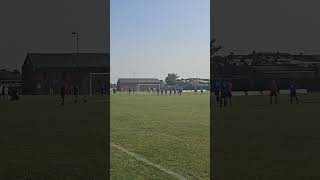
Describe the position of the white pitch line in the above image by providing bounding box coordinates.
[111,143,188,180]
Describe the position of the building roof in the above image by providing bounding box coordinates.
[117,78,161,84]
[0,69,21,81]
[25,53,109,68]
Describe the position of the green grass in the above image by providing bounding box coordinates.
[0,96,108,180]
[4,91,316,179]
[110,92,210,179]
[213,93,320,180]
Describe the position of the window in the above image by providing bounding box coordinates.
[42,72,48,80]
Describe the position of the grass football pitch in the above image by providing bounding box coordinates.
[0,95,108,180]
[110,92,210,179]
[213,92,320,180]
[2,92,320,179]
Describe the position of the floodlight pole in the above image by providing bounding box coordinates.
[90,73,92,96]
[72,32,80,89]
[72,32,79,67]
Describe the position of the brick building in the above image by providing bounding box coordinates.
[22,53,109,95]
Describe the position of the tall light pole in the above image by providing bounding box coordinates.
[72,32,79,67]
[72,32,80,92]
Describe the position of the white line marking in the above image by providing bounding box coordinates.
[111,143,188,180]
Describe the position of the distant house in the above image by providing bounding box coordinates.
[0,69,22,83]
[22,53,109,95]
[117,78,161,92]
[0,69,22,92]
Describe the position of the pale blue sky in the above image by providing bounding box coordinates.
[110,0,209,83]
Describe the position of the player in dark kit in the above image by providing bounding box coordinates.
[289,80,299,104]
[270,80,278,104]
[214,80,221,106]
[220,81,228,107]
[73,85,79,103]
[60,83,66,105]
[179,87,182,95]
[227,80,233,106]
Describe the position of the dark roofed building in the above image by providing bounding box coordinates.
[117,78,161,92]
[0,69,22,93]
[22,53,109,95]
[0,69,22,82]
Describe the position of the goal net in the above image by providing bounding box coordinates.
[137,84,160,93]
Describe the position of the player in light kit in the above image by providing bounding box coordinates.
[270,80,278,104]
[3,84,9,101]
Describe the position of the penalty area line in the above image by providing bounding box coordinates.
[111,143,188,180]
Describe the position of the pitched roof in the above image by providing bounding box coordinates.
[117,78,161,84]
[25,53,109,68]
[0,70,21,80]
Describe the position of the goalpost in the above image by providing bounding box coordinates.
[137,84,160,93]
[89,72,110,96]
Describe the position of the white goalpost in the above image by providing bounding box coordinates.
[137,84,161,93]
[89,72,110,96]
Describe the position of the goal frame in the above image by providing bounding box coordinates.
[89,72,110,96]
[137,84,160,93]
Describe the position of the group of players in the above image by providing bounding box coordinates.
[269,79,299,104]
[212,79,300,107]
[0,83,20,101]
[59,84,85,105]
[213,80,233,107]
[0,84,9,101]
[122,86,206,96]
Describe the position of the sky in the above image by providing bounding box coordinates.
[212,0,320,55]
[0,0,109,70]
[110,0,210,83]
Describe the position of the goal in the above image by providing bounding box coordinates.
[137,84,160,93]
[89,73,109,96]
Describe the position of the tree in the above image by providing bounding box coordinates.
[211,38,222,78]
[165,73,179,86]
[210,38,222,57]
